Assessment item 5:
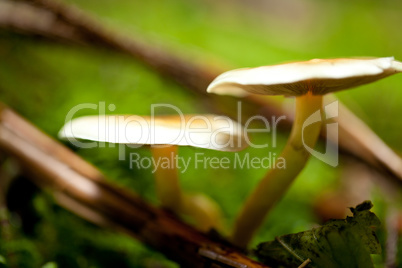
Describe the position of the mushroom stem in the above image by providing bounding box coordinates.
[181,193,223,231]
[151,145,183,211]
[151,145,223,231]
[232,93,323,247]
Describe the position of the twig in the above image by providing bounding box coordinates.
[2,0,402,185]
[298,258,311,268]
[9,0,218,93]
[0,103,268,268]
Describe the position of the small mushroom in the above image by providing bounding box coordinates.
[207,57,402,247]
[59,114,247,231]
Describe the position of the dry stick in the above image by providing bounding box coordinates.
[331,98,402,182]
[3,0,294,125]
[10,0,216,92]
[3,0,402,184]
[0,0,86,45]
[0,104,268,268]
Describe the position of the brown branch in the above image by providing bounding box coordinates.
[2,0,402,184]
[0,103,268,268]
[6,0,217,93]
[0,0,294,126]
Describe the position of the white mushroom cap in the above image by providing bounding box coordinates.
[207,57,402,97]
[59,114,248,152]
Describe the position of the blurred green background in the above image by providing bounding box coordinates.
[1,0,402,267]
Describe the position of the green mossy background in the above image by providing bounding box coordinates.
[1,0,402,267]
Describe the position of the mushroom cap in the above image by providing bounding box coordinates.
[59,114,248,152]
[207,57,402,97]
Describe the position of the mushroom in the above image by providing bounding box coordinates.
[207,57,402,246]
[59,114,247,231]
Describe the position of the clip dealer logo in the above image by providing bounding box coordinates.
[302,100,338,167]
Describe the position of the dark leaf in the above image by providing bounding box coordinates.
[255,201,381,268]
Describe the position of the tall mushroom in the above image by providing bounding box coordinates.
[207,57,402,247]
[59,114,247,231]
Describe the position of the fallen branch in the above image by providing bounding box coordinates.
[1,0,401,184]
[0,103,268,267]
